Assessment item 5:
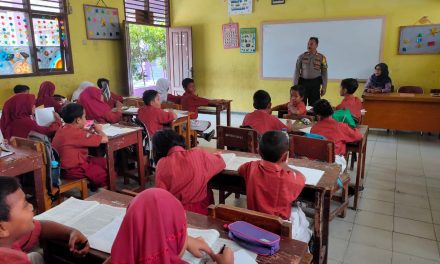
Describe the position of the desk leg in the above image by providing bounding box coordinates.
[136,131,146,188]
[186,116,191,147]
[353,145,362,210]
[227,102,231,127]
[313,191,325,264]
[106,146,116,191]
[322,191,331,264]
[216,106,221,127]
[33,169,45,213]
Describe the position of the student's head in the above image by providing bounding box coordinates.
[253,90,271,110]
[290,85,305,104]
[340,78,359,96]
[13,85,30,94]
[61,103,86,127]
[259,131,289,163]
[374,63,389,78]
[142,90,160,108]
[182,78,195,94]
[0,177,35,242]
[308,37,319,52]
[313,99,334,120]
[152,129,186,164]
[97,78,110,89]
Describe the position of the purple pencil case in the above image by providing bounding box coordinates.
[227,221,280,256]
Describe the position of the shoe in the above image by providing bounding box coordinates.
[203,130,215,142]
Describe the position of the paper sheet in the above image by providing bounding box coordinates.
[102,124,136,137]
[220,153,260,171]
[183,228,221,264]
[88,217,123,254]
[0,151,13,158]
[289,165,324,186]
[124,107,139,113]
[165,109,189,119]
[299,127,312,134]
[35,107,55,127]
[234,249,258,264]
[279,118,295,126]
[212,238,258,260]
[306,106,313,111]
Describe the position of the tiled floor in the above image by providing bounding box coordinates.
[194,112,440,264]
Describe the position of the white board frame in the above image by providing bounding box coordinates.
[260,16,386,82]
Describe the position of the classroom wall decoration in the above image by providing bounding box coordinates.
[222,23,239,49]
[228,0,252,16]
[84,5,121,40]
[33,17,64,70]
[240,28,256,53]
[398,24,440,54]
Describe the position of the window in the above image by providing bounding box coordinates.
[0,0,72,78]
[124,0,170,27]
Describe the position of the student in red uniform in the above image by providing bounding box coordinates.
[311,99,363,171]
[0,177,89,264]
[52,103,109,187]
[138,90,177,136]
[242,90,293,134]
[111,188,233,264]
[13,85,30,94]
[152,129,225,215]
[238,131,311,242]
[0,94,61,140]
[336,78,362,123]
[180,78,218,141]
[35,81,64,113]
[271,85,307,116]
[97,78,124,108]
[78,86,122,123]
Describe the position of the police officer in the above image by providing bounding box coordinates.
[293,37,328,106]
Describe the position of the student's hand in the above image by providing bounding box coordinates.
[116,101,123,109]
[209,246,234,264]
[286,119,293,131]
[321,87,327,96]
[187,236,214,258]
[68,229,89,257]
[93,124,103,133]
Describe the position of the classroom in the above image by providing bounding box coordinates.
[0,0,440,263]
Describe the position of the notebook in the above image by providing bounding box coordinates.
[220,153,260,171]
[288,165,324,186]
[124,107,139,114]
[35,107,55,127]
[299,127,312,134]
[279,118,295,126]
[102,124,136,137]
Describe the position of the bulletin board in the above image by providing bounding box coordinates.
[398,24,440,54]
[83,5,121,40]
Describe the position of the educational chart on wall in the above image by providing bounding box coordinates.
[84,5,121,40]
[222,23,239,49]
[240,28,256,53]
[399,24,440,54]
[228,0,252,16]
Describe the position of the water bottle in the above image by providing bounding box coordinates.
[51,160,61,186]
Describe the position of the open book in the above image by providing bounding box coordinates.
[220,153,260,171]
[184,228,257,264]
[289,165,324,186]
[35,107,55,127]
[102,124,137,137]
[34,197,125,252]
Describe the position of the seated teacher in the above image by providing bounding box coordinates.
[364,63,392,93]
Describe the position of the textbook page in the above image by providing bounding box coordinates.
[212,238,258,260]
[35,107,55,127]
[289,165,324,186]
[88,217,123,253]
[102,124,136,137]
[183,228,220,264]
[34,197,99,225]
[234,249,258,264]
[222,155,260,171]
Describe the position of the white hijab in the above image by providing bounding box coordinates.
[72,81,94,102]
[155,78,170,103]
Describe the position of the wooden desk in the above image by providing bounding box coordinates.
[198,100,232,127]
[0,147,45,213]
[42,190,308,264]
[363,93,440,132]
[204,148,340,264]
[105,125,145,191]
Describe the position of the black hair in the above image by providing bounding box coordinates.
[341,78,359,94]
[61,103,84,124]
[290,85,305,98]
[13,85,30,94]
[143,90,159,105]
[152,129,186,164]
[97,78,110,89]
[309,37,319,45]
[0,177,21,221]
[253,90,271,110]
[259,131,289,163]
[182,78,194,90]
[313,99,334,118]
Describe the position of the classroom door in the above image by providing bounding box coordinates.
[168,27,193,95]
[122,21,134,96]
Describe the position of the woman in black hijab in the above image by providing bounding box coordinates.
[364,63,392,93]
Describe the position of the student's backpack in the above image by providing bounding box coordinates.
[28,131,61,201]
[132,117,154,167]
[332,109,356,128]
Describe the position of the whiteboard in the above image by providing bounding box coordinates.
[261,17,384,80]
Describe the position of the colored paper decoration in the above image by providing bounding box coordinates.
[398,24,440,54]
[240,27,257,53]
[222,23,239,49]
[84,5,121,40]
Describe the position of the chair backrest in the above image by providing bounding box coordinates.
[398,86,424,94]
[161,102,182,110]
[124,98,144,107]
[289,134,335,163]
[208,204,292,238]
[216,126,258,153]
[430,89,440,94]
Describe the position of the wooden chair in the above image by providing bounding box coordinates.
[9,137,88,212]
[398,86,424,94]
[161,102,182,110]
[289,135,349,220]
[124,98,144,107]
[210,126,259,204]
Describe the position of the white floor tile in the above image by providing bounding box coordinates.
[343,242,392,264]
[350,224,392,250]
[394,217,436,240]
[393,232,440,260]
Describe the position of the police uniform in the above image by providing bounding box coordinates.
[293,51,328,106]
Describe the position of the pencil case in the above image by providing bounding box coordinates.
[227,221,280,256]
